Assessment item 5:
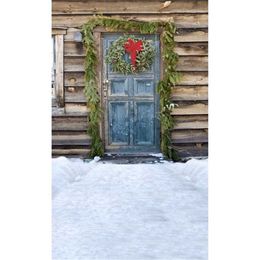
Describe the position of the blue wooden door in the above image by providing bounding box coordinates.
[103,33,160,154]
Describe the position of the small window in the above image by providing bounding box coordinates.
[51,33,64,107]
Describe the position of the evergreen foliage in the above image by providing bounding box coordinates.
[81,16,179,159]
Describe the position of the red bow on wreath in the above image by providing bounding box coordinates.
[124,38,143,68]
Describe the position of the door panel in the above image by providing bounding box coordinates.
[134,102,154,145]
[110,79,128,96]
[103,33,160,154]
[109,102,129,145]
[134,79,154,96]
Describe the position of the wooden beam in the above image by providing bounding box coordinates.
[63,56,208,72]
[52,116,88,131]
[171,129,208,143]
[172,103,208,115]
[171,86,208,101]
[172,144,208,157]
[52,14,208,29]
[52,1,208,15]
[175,42,208,56]
[64,71,208,87]
[52,134,90,145]
[174,115,208,129]
[63,28,208,42]
[52,148,90,156]
[178,72,208,85]
[55,34,65,107]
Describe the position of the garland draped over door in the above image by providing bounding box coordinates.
[81,16,179,159]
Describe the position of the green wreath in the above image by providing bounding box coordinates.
[105,35,156,74]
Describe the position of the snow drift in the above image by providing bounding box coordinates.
[52,157,208,260]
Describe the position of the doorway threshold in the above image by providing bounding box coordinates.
[100,153,169,164]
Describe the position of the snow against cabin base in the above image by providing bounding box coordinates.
[52,157,208,260]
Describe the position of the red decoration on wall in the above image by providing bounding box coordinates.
[124,38,143,67]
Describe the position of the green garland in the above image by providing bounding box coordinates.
[81,16,179,159]
[106,35,155,74]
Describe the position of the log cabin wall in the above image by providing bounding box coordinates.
[52,0,208,158]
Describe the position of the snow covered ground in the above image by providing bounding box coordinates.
[52,157,208,260]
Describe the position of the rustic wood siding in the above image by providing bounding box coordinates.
[52,0,208,158]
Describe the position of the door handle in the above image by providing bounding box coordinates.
[103,79,109,85]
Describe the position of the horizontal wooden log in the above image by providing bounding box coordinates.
[52,28,67,35]
[64,56,208,72]
[52,148,90,156]
[171,86,208,101]
[171,129,208,144]
[172,143,208,157]
[52,1,208,15]
[178,72,208,85]
[172,103,208,115]
[175,42,208,56]
[52,117,88,131]
[64,56,84,71]
[64,71,208,86]
[64,41,85,56]
[64,41,207,57]
[65,87,85,103]
[175,28,208,42]
[177,56,207,71]
[52,134,90,145]
[65,103,88,114]
[174,115,208,129]
[64,28,208,43]
[64,85,208,103]
[52,14,208,28]
[65,72,85,86]
[52,107,65,116]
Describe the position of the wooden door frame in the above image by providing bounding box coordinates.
[93,26,164,154]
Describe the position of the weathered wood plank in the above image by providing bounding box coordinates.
[172,144,208,157]
[52,14,208,28]
[52,28,67,35]
[64,71,208,86]
[65,103,88,114]
[52,134,90,145]
[64,28,208,43]
[52,141,208,157]
[55,34,64,107]
[177,56,207,71]
[172,103,208,115]
[178,72,208,85]
[52,107,65,116]
[171,86,208,101]
[64,86,208,103]
[52,148,90,156]
[171,129,208,143]
[65,86,85,103]
[64,41,85,56]
[175,28,208,42]
[52,1,208,14]
[64,56,84,71]
[64,56,208,72]
[175,42,208,56]
[52,117,88,131]
[174,115,208,129]
[64,41,207,57]
[65,72,85,86]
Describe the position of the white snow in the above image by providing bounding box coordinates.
[52,157,208,260]
[52,156,100,198]
[148,153,164,158]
